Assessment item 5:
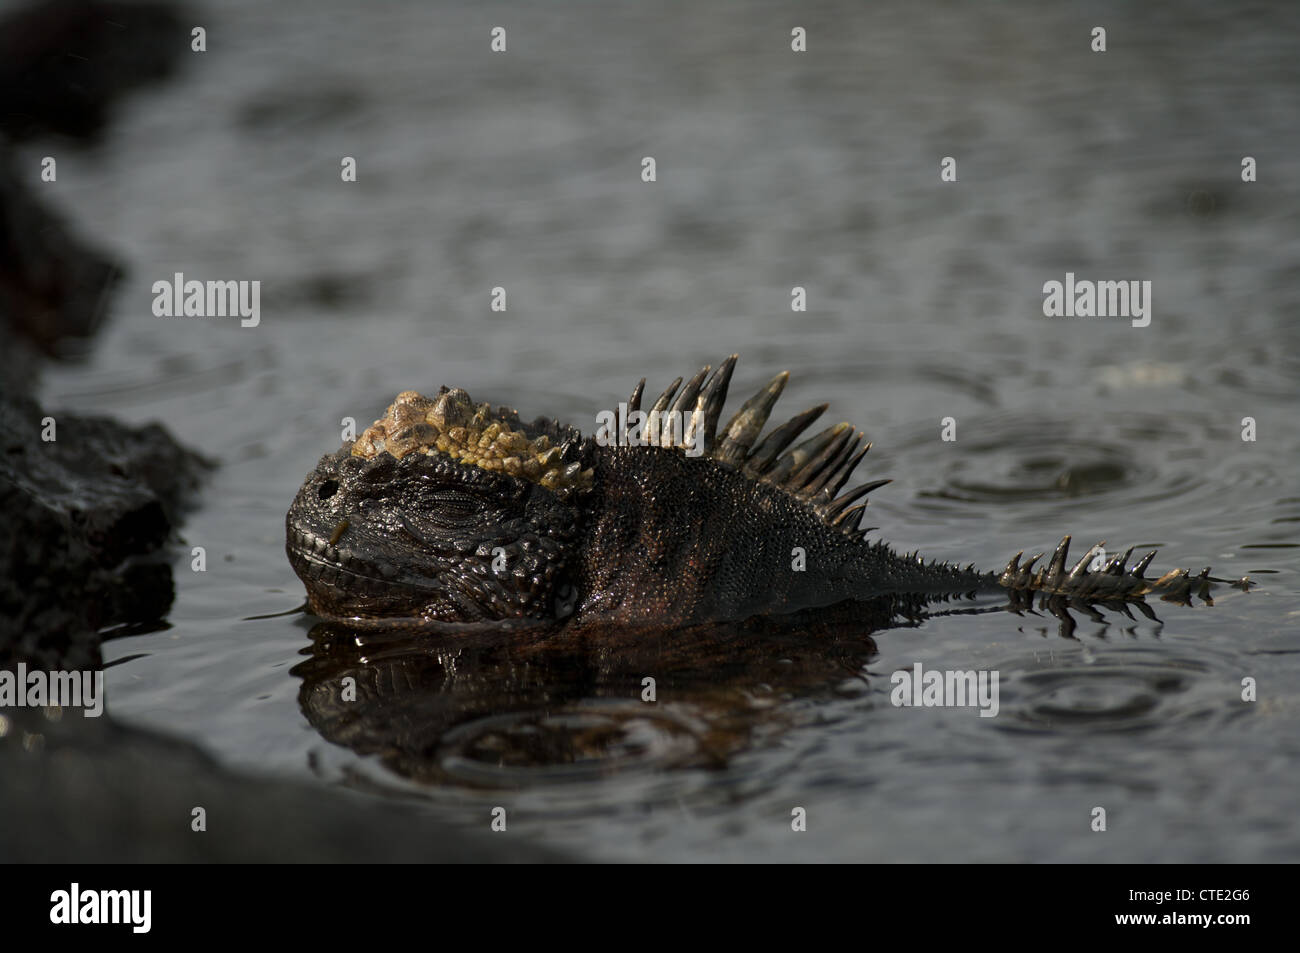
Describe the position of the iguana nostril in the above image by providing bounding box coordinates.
[318,479,339,500]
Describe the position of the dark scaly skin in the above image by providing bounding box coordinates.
[286,355,1249,631]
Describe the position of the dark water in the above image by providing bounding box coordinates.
[32,0,1299,860]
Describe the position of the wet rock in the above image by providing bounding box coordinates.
[0,150,122,363]
[0,709,571,862]
[0,388,209,669]
[0,0,188,142]
[0,0,204,667]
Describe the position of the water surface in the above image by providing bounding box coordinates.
[34,0,1300,861]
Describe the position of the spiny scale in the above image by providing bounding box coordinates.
[717,370,787,466]
[997,534,1204,602]
[626,354,887,538]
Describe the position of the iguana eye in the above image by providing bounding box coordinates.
[391,490,489,543]
[430,489,482,516]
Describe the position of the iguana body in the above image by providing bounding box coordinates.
[286,355,1245,630]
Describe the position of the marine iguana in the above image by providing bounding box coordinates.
[286,355,1248,631]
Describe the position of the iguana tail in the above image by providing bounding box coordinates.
[996,535,1250,604]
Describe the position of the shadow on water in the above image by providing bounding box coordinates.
[288,586,1214,791]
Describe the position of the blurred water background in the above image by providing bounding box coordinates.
[28,0,1300,861]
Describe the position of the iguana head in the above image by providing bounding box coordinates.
[285,388,592,624]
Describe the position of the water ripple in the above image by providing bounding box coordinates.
[986,644,1249,737]
[435,701,719,786]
